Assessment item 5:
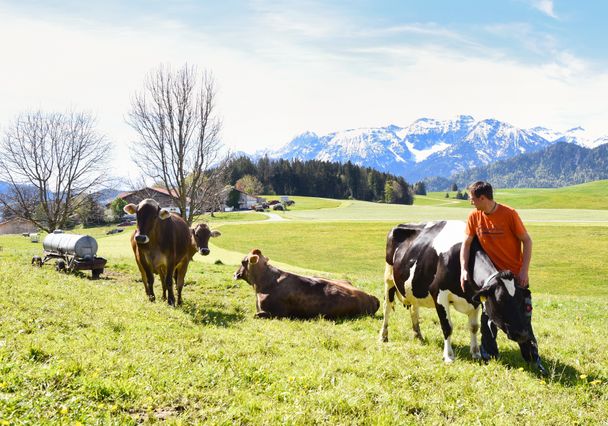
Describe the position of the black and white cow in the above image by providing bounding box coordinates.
[379,220,546,373]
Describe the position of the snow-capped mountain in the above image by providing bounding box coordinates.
[258,115,608,182]
[527,126,606,149]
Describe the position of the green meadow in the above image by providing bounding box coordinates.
[424,179,608,210]
[1,183,607,424]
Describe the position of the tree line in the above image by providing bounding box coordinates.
[226,156,415,204]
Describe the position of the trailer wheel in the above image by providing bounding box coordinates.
[55,260,66,272]
[92,268,103,279]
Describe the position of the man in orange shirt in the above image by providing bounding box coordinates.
[460,181,536,360]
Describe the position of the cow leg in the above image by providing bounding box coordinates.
[137,262,156,302]
[480,310,499,361]
[175,263,189,306]
[468,307,481,359]
[435,291,454,363]
[410,303,424,341]
[158,270,167,301]
[379,264,396,343]
[165,264,176,306]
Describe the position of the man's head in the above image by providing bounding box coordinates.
[467,181,494,211]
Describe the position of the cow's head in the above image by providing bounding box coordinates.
[233,248,267,285]
[473,271,532,343]
[123,199,171,245]
[191,223,221,256]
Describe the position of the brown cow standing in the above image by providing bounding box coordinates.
[124,199,221,305]
[234,249,380,319]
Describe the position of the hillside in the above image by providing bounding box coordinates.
[423,180,608,210]
[449,142,608,189]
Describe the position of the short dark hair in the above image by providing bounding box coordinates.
[467,181,493,200]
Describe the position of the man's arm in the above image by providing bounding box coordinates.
[518,232,532,287]
[460,234,474,292]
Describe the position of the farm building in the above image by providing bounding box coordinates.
[228,188,262,210]
[0,217,37,235]
[111,186,264,213]
[110,187,182,210]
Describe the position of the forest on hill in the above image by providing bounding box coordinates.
[226,156,416,204]
[450,142,608,189]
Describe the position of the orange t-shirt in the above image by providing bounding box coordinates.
[466,204,527,275]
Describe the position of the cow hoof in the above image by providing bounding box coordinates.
[443,356,455,364]
[413,332,424,342]
[471,346,482,360]
[254,312,271,319]
[536,359,548,376]
[148,295,156,302]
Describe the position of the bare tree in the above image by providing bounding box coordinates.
[0,111,111,232]
[127,64,230,224]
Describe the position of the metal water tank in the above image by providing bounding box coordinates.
[42,233,98,259]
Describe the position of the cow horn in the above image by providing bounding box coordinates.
[252,248,262,256]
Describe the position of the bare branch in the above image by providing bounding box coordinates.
[0,110,112,232]
[126,64,228,224]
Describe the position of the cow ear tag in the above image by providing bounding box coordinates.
[159,208,171,220]
[124,203,137,214]
[249,254,259,265]
[479,295,487,302]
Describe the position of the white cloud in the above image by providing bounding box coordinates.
[530,0,558,19]
[1,3,606,183]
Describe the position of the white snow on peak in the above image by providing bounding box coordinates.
[404,140,450,162]
[325,128,398,158]
[528,126,561,142]
[589,135,608,148]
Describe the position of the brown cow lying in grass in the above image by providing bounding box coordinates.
[234,249,380,319]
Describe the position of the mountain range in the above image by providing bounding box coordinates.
[449,142,608,190]
[259,115,608,183]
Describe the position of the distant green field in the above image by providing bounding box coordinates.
[281,199,608,223]
[262,195,342,211]
[424,180,608,210]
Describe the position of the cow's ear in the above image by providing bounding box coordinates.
[249,254,259,265]
[159,208,171,220]
[498,270,514,280]
[472,287,492,303]
[123,203,137,214]
[252,248,262,256]
[211,230,222,238]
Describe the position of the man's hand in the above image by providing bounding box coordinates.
[460,269,469,292]
[517,270,529,288]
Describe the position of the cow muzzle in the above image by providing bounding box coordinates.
[199,247,210,256]
[135,234,150,244]
[507,330,530,344]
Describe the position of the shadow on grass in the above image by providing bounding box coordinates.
[181,300,245,327]
[449,342,587,387]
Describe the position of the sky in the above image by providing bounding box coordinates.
[1,0,607,180]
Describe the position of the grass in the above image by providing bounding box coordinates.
[261,195,343,211]
[1,191,607,424]
[425,180,608,210]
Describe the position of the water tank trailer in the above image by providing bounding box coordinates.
[32,232,107,279]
